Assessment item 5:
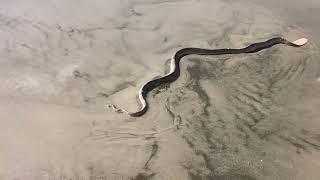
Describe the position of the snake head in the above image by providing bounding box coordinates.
[292,38,308,46]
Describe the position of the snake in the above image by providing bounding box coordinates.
[107,37,308,117]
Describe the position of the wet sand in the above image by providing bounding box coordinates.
[0,0,320,179]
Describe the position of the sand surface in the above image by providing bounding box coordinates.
[1,0,320,179]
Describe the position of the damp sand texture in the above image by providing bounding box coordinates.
[1,0,320,180]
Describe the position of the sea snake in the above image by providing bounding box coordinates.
[107,37,308,117]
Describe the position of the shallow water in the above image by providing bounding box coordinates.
[0,0,320,179]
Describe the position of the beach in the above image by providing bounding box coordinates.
[0,0,320,179]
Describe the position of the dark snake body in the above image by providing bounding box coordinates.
[110,37,303,117]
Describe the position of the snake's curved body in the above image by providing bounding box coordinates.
[108,37,308,117]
